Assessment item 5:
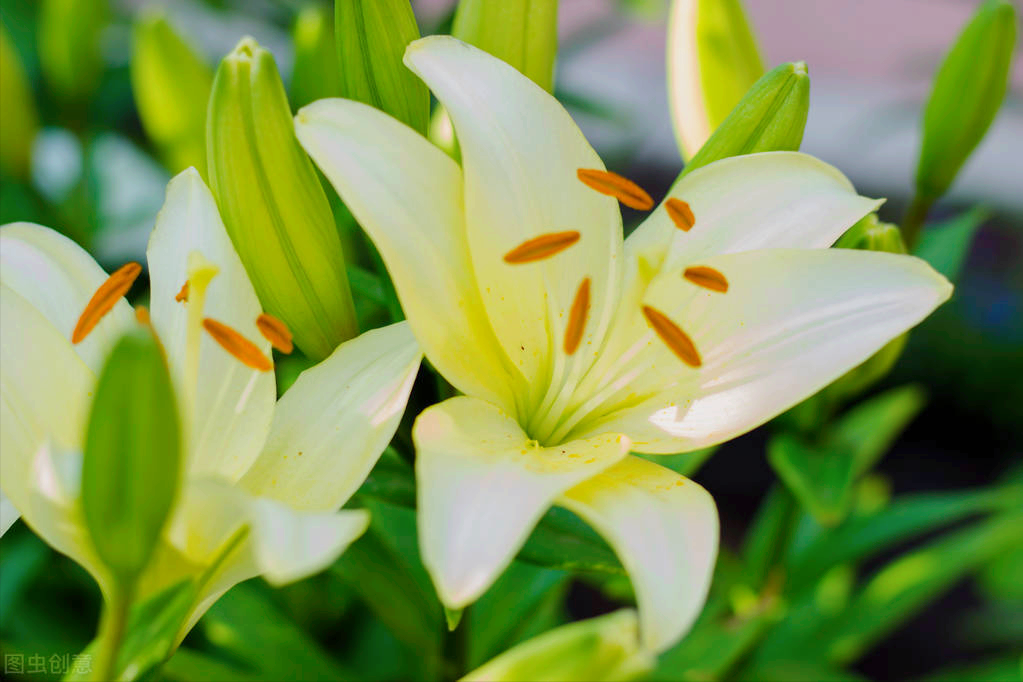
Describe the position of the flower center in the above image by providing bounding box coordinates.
[71,262,142,344]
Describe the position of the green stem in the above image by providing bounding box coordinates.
[92,585,132,682]
[901,194,934,251]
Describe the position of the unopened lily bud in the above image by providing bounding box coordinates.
[335,0,429,134]
[131,14,213,176]
[452,0,558,92]
[678,61,809,181]
[462,610,653,682]
[915,0,1016,203]
[207,37,358,361]
[82,330,181,583]
[835,213,907,255]
[0,25,37,178]
[668,0,765,160]
[38,0,107,103]
[291,5,341,109]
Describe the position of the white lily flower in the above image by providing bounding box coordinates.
[0,169,422,633]
[295,36,952,652]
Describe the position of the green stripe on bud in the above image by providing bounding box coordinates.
[291,5,341,109]
[0,24,37,178]
[915,0,1016,204]
[131,14,213,177]
[207,37,358,361]
[668,0,765,159]
[335,0,429,134]
[462,610,653,682]
[676,61,809,182]
[82,330,182,584]
[38,0,107,104]
[452,0,559,92]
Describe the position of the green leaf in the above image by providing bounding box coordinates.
[740,485,798,590]
[518,507,624,575]
[676,61,808,181]
[37,0,107,103]
[452,0,559,92]
[785,486,1021,590]
[634,446,717,477]
[738,660,868,682]
[768,435,857,527]
[355,447,416,508]
[207,37,358,360]
[822,511,1023,664]
[649,606,775,681]
[64,579,198,682]
[921,657,1023,682]
[291,5,342,109]
[82,330,182,583]
[0,23,37,178]
[335,0,430,135]
[915,0,1016,202]
[914,206,989,282]
[468,562,569,668]
[977,539,1023,602]
[198,583,357,681]
[828,385,926,476]
[163,647,263,682]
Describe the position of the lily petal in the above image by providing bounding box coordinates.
[295,99,517,413]
[559,456,718,653]
[0,491,17,536]
[0,286,92,521]
[627,152,881,271]
[147,169,275,481]
[240,322,421,511]
[414,396,630,608]
[571,249,951,451]
[0,222,134,372]
[248,500,369,585]
[404,36,623,411]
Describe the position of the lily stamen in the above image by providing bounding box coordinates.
[175,281,190,302]
[202,318,273,371]
[256,313,294,354]
[683,266,728,293]
[563,278,591,355]
[576,168,654,210]
[503,231,581,264]
[665,198,696,231]
[641,305,702,367]
[72,262,142,344]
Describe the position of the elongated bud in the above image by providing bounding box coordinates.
[82,330,182,583]
[291,5,341,109]
[462,610,653,682]
[835,213,907,255]
[668,0,765,160]
[0,24,38,178]
[452,0,559,92]
[207,37,358,361]
[676,61,809,182]
[915,0,1016,203]
[131,14,213,176]
[38,0,107,103]
[335,0,429,134]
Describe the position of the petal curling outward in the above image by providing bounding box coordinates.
[240,321,422,512]
[147,169,275,481]
[559,456,718,653]
[571,248,952,452]
[413,396,631,609]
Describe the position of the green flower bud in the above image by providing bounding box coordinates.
[0,24,37,178]
[38,0,107,103]
[677,61,809,181]
[335,0,429,134]
[835,213,907,255]
[83,330,182,584]
[207,37,358,361]
[668,0,765,159]
[915,0,1016,203]
[131,13,213,177]
[291,5,341,109]
[452,0,559,92]
[462,610,653,682]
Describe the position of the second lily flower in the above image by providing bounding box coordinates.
[295,36,951,653]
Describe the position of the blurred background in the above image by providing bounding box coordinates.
[1,0,1020,680]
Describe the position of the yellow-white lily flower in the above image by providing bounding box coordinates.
[295,36,952,652]
[0,169,422,632]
